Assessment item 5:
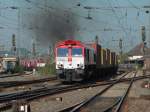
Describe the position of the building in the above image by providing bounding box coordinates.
[127,42,150,69]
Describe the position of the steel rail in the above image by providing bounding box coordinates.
[113,72,137,112]
[0,76,57,88]
[0,72,130,111]
[0,72,149,103]
[1,72,148,102]
[58,75,150,112]
[107,74,150,83]
[61,72,130,112]
[0,72,32,78]
[0,83,81,102]
[1,72,149,111]
[101,71,137,112]
[1,73,147,89]
[0,72,131,102]
[18,73,150,103]
[59,98,121,112]
[0,72,129,100]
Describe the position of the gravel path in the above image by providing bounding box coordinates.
[30,85,108,112]
[0,73,58,94]
[29,72,133,112]
[3,70,149,112]
[121,77,150,112]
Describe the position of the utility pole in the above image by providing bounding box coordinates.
[141,26,146,55]
[9,6,21,58]
[112,38,123,63]
[144,6,150,86]
[146,10,150,47]
[0,45,5,51]
[119,38,123,56]
[144,6,150,47]
[32,42,36,57]
[119,38,123,63]
[95,35,99,44]
[12,34,16,56]
[48,45,53,64]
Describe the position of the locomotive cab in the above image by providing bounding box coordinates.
[55,40,85,82]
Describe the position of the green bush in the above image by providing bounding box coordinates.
[37,63,56,75]
[14,65,24,73]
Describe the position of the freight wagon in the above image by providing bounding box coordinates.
[20,58,46,70]
[55,40,118,82]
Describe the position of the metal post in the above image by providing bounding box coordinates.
[146,9,150,88]
[12,100,31,112]
[32,42,36,57]
[18,8,21,59]
[95,35,99,44]
[119,38,123,63]
[144,6,150,86]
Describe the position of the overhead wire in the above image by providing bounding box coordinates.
[114,0,127,20]
[24,0,111,28]
[127,0,140,10]
[107,0,128,35]
[24,0,140,35]
[127,0,145,25]
[114,0,131,46]
[107,0,135,51]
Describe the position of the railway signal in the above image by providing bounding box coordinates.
[141,26,147,55]
[12,34,16,55]
[32,42,36,57]
[141,26,146,42]
[119,38,123,56]
[95,35,99,44]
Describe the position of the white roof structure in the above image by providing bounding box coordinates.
[128,55,143,60]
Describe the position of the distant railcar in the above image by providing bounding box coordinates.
[55,40,118,82]
[20,58,46,70]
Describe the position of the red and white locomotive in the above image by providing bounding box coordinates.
[55,40,118,82]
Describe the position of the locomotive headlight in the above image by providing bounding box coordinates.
[58,64,64,68]
[77,64,84,68]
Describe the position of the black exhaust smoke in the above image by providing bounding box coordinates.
[27,8,78,48]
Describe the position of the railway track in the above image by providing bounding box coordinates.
[0,76,57,88]
[0,71,125,89]
[0,72,130,103]
[0,72,32,78]
[103,72,137,112]
[112,76,135,112]
[59,71,149,112]
[0,71,149,111]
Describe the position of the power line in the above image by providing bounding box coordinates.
[107,0,128,35]
[24,0,111,27]
[25,0,145,32]
[127,0,140,10]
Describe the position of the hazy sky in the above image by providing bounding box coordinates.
[0,0,149,53]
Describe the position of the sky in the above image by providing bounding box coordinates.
[0,0,149,54]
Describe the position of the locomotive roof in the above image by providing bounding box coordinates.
[56,40,84,47]
[56,40,95,50]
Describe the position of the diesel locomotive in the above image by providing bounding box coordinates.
[55,40,118,82]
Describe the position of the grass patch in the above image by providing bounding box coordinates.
[14,65,24,73]
[37,63,56,76]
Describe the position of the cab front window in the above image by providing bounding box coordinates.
[72,48,82,57]
[57,48,68,57]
